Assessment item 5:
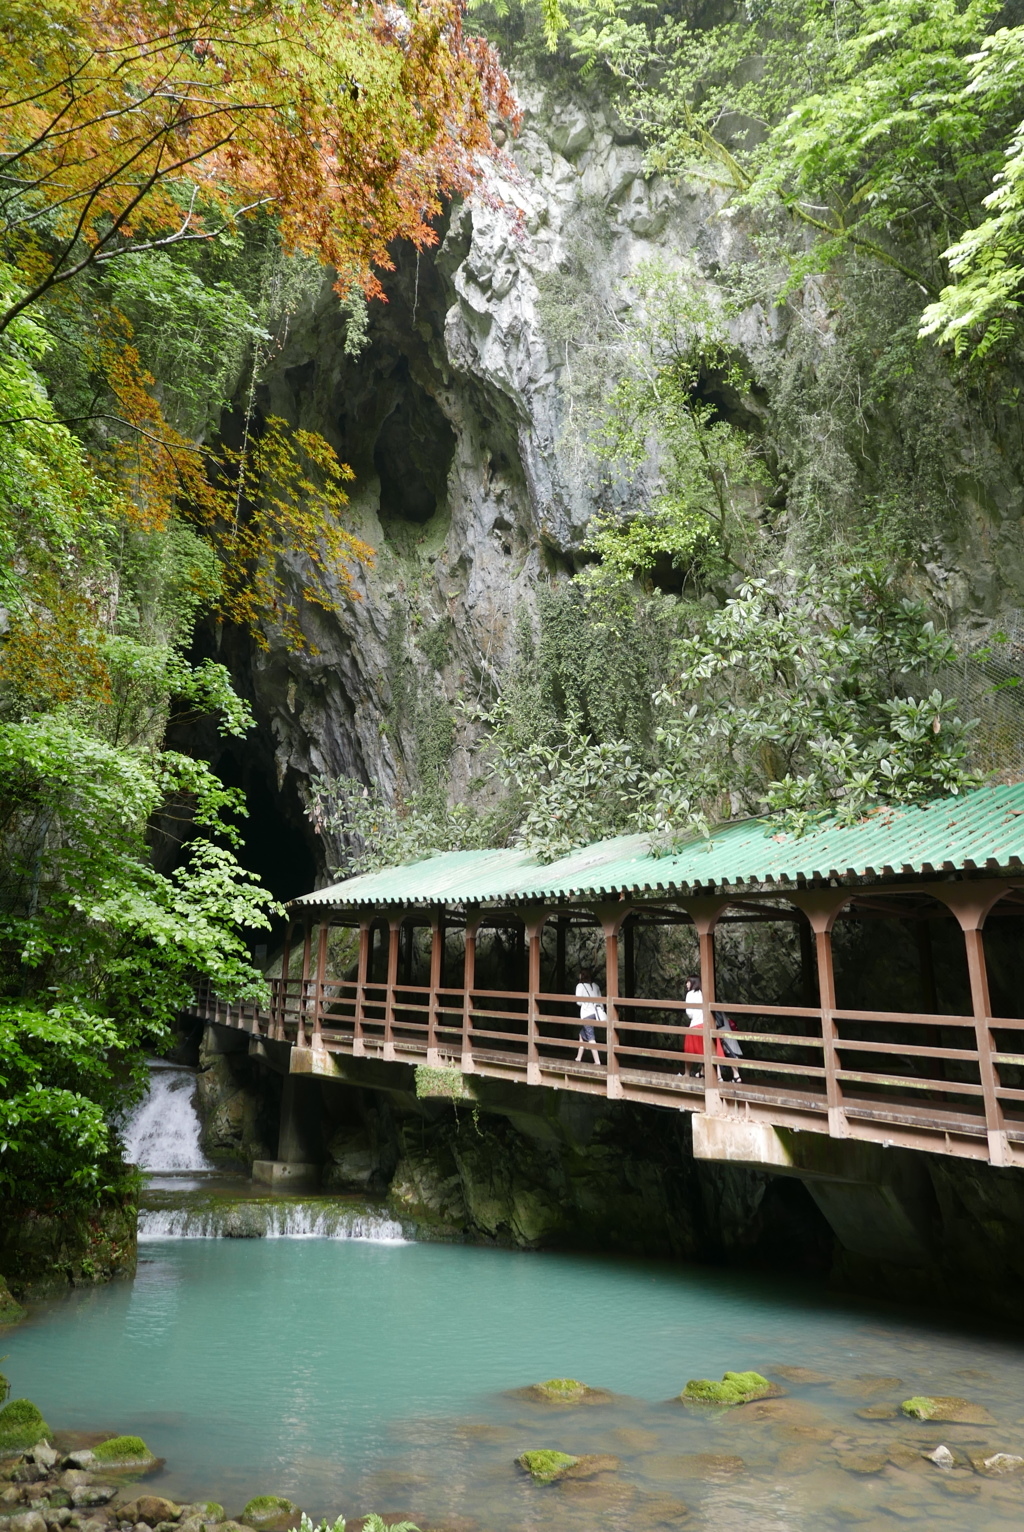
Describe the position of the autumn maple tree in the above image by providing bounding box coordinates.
[1,0,517,329]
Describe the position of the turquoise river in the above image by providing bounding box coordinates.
[5,1224,1024,1530]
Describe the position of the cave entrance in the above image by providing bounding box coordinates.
[372,359,455,532]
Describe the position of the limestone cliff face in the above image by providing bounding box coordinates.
[195,76,1024,892]
[194,81,782,886]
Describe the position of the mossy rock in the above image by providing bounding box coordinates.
[526,1378,611,1406]
[179,1505,226,1523]
[0,1400,49,1454]
[900,1396,995,1424]
[516,1450,579,1484]
[680,1371,781,1407]
[0,1278,24,1328]
[240,1496,299,1528]
[92,1435,157,1468]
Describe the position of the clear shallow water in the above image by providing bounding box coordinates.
[6,1237,1024,1530]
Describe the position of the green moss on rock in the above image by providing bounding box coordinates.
[530,1379,587,1402]
[0,1277,24,1327]
[681,1371,780,1406]
[517,1450,579,1483]
[0,1399,49,1452]
[92,1435,153,1464]
[240,1496,298,1528]
[901,1395,995,1424]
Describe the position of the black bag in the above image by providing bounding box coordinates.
[714,1010,743,1059]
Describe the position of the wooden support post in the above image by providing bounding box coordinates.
[679,897,733,1116]
[604,925,621,1098]
[297,916,313,1048]
[594,903,631,1100]
[427,909,444,1065]
[933,882,1014,1167]
[524,911,547,1085]
[384,918,401,1061]
[312,919,329,1048]
[787,890,853,1139]
[555,915,567,995]
[353,916,371,1056]
[277,923,292,1041]
[516,920,527,991]
[462,913,480,1071]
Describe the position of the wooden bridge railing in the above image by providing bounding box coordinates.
[187,969,1024,1167]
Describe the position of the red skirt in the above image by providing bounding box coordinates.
[684,1026,724,1057]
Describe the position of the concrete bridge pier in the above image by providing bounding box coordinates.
[692,1115,937,1267]
[252,1074,322,1188]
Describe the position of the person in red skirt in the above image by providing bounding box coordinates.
[682,974,724,1079]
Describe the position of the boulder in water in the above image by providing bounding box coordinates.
[525,1379,610,1405]
[680,1371,781,1406]
[91,1436,158,1471]
[0,1401,50,1454]
[178,1505,226,1524]
[900,1396,995,1424]
[516,1450,579,1483]
[240,1496,299,1529]
[969,1450,1024,1476]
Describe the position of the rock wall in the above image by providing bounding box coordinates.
[0,1200,137,1301]
[181,75,1024,895]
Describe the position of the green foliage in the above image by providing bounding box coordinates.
[648,562,980,839]
[583,260,771,583]
[415,1065,471,1100]
[0,1398,49,1450]
[477,556,979,855]
[307,775,503,877]
[104,252,267,438]
[563,0,1024,357]
[920,27,1024,360]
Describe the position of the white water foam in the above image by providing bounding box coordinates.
[138,1203,407,1242]
[123,1063,212,1172]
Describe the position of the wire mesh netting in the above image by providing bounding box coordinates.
[932,614,1024,780]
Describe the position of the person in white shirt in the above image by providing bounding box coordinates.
[683,972,724,1079]
[574,965,605,1065]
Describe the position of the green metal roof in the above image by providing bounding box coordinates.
[293,782,1024,911]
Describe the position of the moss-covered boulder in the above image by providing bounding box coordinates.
[178,1505,226,1523]
[517,1450,579,1484]
[0,1278,24,1328]
[240,1496,299,1528]
[680,1371,781,1406]
[0,1400,49,1453]
[900,1396,995,1424]
[91,1435,157,1470]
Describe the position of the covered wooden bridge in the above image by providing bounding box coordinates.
[189,783,1024,1169]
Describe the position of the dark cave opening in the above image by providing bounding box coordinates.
[214,747,317,913]
[372,359,456,527]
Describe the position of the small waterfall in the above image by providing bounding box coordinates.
[123,1061,212,1172]
[138,1200,407,1242]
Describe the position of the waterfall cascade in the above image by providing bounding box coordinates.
[123,1061,212,1172]
[138,1201,407,1241]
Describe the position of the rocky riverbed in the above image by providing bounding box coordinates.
[4,1367,1024,1532]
